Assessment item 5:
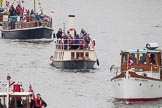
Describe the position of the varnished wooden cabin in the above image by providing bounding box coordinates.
[120,43,162,79]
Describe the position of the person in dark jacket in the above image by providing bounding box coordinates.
[56,28,63,39]
[30,93,47,108]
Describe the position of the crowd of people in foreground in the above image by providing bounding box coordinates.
[55,28,95,50]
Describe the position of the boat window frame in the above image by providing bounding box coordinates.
[76,52,84,59]
[148,53,157,65]
[138,53,146,64]
[85,52,89,59]
[121,53,128,65]
[71,52,75,59]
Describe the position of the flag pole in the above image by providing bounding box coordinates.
[6,75,11,108]
[34,0,36,13]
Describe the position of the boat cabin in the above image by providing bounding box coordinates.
[0,92,32,108]
[2,15,52,30]
[0,84,32,108]
[120,43,162,74]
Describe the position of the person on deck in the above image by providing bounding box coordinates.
[80,28,87,38]
[128,55,134,66]
[9,5,15,16]
[150,54,156,64]
[15,4,23,16]
[30,93,47,108]
[56,28,63,39]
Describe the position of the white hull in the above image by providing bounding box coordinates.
[112,74,162,102]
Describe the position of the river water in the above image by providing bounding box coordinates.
[1,0,162,108]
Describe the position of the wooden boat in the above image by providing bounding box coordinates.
[111,43,162,103]
[1,0,54,40]
[0,75,33,108]
[50,15,99,69]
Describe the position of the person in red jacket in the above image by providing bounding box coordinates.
[30,93,47,108]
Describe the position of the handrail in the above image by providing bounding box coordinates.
[54,38,95,50]
[110,66,121,76]
[2,20,52,30]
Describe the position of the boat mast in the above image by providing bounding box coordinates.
[6,75,10,108]
[34,0,36,13]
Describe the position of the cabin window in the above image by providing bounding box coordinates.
[129,53,136,64]
[61,52,64,60]
[139,53,146,64]
[54,52,58,59]
[76,52,84,59]
[59,52,61,59]
[71,52,75,59]
[85,52,89,59]
[121,54,127,64]
[149,53,156,64]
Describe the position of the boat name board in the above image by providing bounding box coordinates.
[114,78,148,82]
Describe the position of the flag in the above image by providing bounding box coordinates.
[28,84,34,92]
[50,10,54,16]
[2,83,7,87]
[9,81,15,87]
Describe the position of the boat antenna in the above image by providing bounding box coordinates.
[63,22,65,34]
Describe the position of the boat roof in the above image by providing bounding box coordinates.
[0,92,32,97]
[121,49,161,53]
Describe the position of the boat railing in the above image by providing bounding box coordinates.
[54,38,96,50]
[2,20,52,30]
[110,66,121,77]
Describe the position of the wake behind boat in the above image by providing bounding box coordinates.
[111,43,162,104]
[50,15,99,69]
[1,0,54,40]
